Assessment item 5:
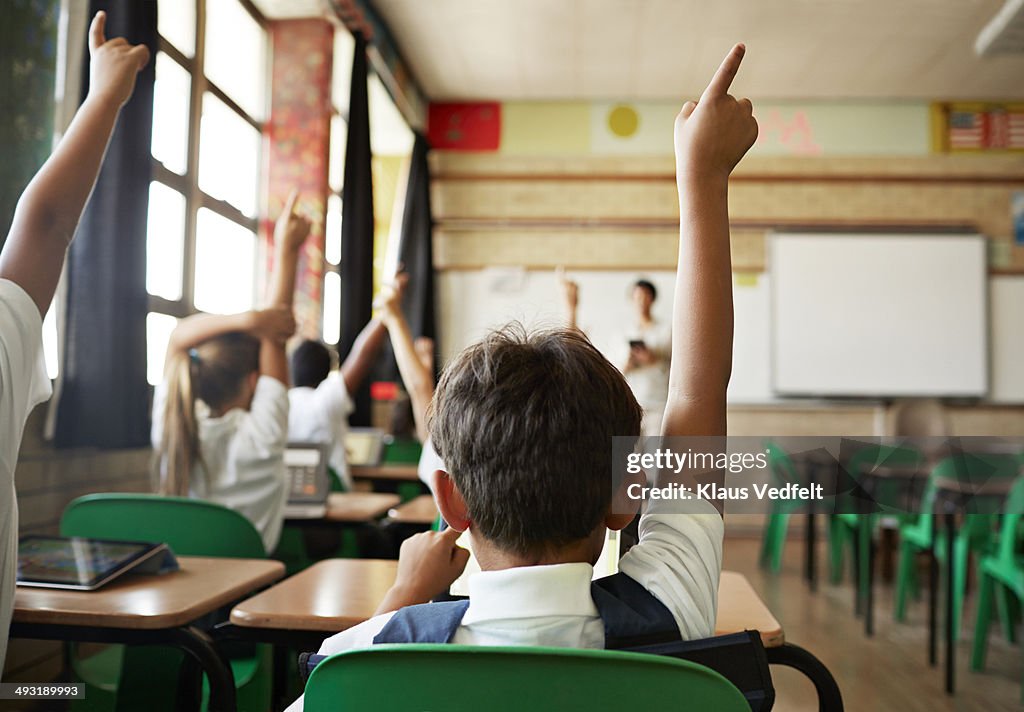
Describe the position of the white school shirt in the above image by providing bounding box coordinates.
[284,497,723,712]
[624,318,671,435]
[152,375,290,553]
[0,280,52,675]
[287,372,354,490]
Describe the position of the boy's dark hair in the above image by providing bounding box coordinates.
[429,324,642,558]
[291,340,332,388]
[634,279,657,301]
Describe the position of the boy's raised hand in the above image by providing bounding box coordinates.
[87,11,150,109]
[274,190,312,252]
[673,44,757,187]
[375,272,409,322]
[556,266,578,310]
[249,306,296,344]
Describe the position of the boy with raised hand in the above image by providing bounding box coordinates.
[0,12,149,671]
[286,45,755,711]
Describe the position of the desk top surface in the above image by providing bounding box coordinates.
[325,492,401,522]
[388,495,439,525]
[14,556,284,630]
[230,560,784,647]
[351,464,420,482]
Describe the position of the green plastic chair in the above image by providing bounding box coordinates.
[829,444,924,602]
[759,442,805,573]
[893,454,1020,638]
[60,494,271,712]
[304,645,750,711]
[971,475,1024,690]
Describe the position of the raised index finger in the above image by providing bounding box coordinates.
[281,189,299,218]
[700,43,745,102]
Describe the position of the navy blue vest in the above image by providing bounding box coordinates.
[372,572,682,649]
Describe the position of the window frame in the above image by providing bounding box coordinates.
[148,0,268,326]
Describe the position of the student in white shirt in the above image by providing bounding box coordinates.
[152,192,309,553]
[286,44,757,711]
[622,279,672,436]
[0,13,148,673]
[287,318,386,491]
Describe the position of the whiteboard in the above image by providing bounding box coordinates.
[769,233,988,398]
[436,269,774,404]
[991,276,1024,403]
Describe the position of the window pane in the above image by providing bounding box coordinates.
[323,271,340,345]
[325,194,342,266]
[151,53,191,175]
[332,28,354,114]
[329,114,347,193]
[368,73,414,156]
[147,312,179,385]
[204,0,266,119]
[146,182,186,300]
[158,1,195,57]
[199,93,260,217]
[194,208,256,314]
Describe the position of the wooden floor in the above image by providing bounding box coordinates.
[723,535,1022,711]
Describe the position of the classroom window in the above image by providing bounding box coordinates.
[147,0,267,379]
[322,271,341,345]
[146,312,179,386]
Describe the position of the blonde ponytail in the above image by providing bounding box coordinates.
[156,352,200,496]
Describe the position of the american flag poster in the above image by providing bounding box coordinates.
[945,104,1024,152]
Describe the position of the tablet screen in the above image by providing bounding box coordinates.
[17,536,161,589]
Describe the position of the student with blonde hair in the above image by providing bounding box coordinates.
[152,192,310,553]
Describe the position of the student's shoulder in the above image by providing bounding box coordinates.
[317,610,397,656]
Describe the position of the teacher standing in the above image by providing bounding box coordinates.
[622,279,671,435]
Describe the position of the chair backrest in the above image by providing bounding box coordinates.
[846,444,924,514]
[996,476,1024,562]
[61,493,265,558]
[304,644,750,712]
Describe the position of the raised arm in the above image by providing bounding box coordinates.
[662,44,757,439]
[0,12,149,314]
[557,266,579,331]
[376,274,433,441]
[261,190,310,384]
[164,309,294,364]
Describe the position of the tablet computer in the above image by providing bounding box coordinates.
[17,536,173,591]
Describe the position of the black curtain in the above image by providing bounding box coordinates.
[338,32,375,426]
[54,0,156,448]
[397,133,436,374]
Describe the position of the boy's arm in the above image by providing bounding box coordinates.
[662,44,756,441]
[376,275,433,441]
[340,318,387,396]
[0,12,149,315]
[261,190,310,385]
[557,267,579,331]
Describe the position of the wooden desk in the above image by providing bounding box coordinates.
[230,561,783,647]
[351,464,420,482]
[324,492,401,522]
[388,495,439,526]
[12,556,284,712]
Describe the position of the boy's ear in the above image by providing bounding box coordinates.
[434,470,470,532]
[605,468,645,531]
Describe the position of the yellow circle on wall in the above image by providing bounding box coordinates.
[608,105,640,137]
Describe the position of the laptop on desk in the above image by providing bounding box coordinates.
[344,427,386,467]
[283,442,330,519]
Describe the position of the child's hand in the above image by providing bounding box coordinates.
[557,266,578,310]
[274,190,312,253]
[389,528,470,604]
[249,306,296,343]
[673,44,757,187]
[87,11,150,109]
[374,272,409,322]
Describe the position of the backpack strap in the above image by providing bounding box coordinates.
[371,599,471,644]
[590,572,683,649]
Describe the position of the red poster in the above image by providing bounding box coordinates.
[427,102,501,151]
